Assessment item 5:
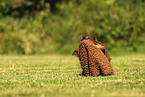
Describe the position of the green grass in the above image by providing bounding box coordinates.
[0,54,145,97]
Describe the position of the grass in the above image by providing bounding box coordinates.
[0,54,145,97]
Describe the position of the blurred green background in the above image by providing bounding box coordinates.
[0,0,145,54]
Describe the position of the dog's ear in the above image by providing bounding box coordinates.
[72,49,79,57]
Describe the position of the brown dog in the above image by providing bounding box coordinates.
[79,39,114,76]
[72,36,111,62]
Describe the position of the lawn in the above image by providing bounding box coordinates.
[0,54,145,97]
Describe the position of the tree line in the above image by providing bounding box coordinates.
[0,0,145,54]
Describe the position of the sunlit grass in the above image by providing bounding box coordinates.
[0,54,145,97]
